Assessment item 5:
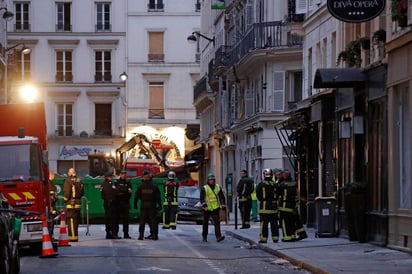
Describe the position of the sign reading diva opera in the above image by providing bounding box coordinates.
[327,0,385,23]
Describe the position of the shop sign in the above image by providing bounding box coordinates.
[327,0,385,23]
[59,145,93,160]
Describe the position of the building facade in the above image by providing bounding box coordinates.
[1,0,200,177]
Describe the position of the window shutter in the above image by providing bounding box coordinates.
[245,89,254,117]
[272,71,285,111]
[295,0,307,14]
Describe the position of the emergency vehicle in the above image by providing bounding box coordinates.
[0,103,52,249]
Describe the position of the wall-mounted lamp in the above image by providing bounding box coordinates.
[187,31,215,46]
[119,72,128,81]
[6,43,32,54]
[0,7,14,21]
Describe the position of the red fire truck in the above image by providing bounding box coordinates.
[0,103,52,249]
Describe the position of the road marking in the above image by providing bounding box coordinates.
[167,229,226,274]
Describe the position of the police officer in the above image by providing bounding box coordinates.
[237,169,254,229]
[116,170,132,239]
[162,171,179,230]
[277,170,308,242]
[134,170,161,240]
[256,169,279,243]
[63,168,84,242]
[100,172,121,239]
[200,173,226,242]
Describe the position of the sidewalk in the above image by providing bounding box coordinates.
[224,217,412,274]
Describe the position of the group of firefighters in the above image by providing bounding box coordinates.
[237,168,308,243]
[61,166,306,244]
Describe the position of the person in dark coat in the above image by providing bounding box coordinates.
[134,170,161,240]
[237,169,254,229]
[277,170,308,242]
[100,172,121,239]
[162,171,179,230]
[115,170,132,239]
[256,169,279,243]
[63,168,84,242]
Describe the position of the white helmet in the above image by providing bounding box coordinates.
[263,168,273,179]
[167,171,176,180]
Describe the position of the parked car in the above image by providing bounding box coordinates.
[0,193,20,274]
[177,186,203,224]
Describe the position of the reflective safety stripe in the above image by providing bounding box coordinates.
[66,204,81,209]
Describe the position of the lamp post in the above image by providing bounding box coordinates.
[1,7,14,104]
[119,72,128,138]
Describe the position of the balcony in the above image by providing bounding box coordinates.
[228,21,303,66]
[214,45,232,74]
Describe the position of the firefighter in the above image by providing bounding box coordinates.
[256,169,279,243]
[63,168,84,242]
[277,170,308,242]
[100,172,121,239]
[134,170,161,240]
[115,170,132,239]
[162,171,179,230]
[237,169,254,229]
[200,173,226,242]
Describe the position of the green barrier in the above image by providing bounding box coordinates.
[52,177,167,222]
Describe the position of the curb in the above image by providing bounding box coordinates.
[226,230,328,274]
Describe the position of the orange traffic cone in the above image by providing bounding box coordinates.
[39,215,58,258]
[58,210,71,247]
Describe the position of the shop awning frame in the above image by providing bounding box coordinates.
[313,68,366,88]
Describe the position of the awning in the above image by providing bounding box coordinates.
[313,68,367,88]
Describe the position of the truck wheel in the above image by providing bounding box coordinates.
[0,243,11,274]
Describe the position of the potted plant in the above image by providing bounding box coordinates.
[342,181,367,242]
[391,0,408,27]
[372,29,386,44]
[337,40,362,67]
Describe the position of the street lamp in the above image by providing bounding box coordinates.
[3,43,32,103]
[187,31,215,46]
[0,7,14,21]
[119,72,128,81]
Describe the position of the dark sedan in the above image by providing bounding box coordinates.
[177,186,203,224]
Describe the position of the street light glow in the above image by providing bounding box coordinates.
[19,84,38,102]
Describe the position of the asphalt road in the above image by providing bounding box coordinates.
[19,223,310,274]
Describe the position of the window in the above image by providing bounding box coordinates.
[56,2,71,31]
[289,71,302,103]
[96,3,111,32]
[195,0,201,12]
[95,104,112,136]
[15,2,30,31]
[56,50,73,82]
[57,103,73,137]
[148,0,164,11]
[15,51,31,81]
[148,32,164,62]
[149,82,164,119]
[95,50,112,82]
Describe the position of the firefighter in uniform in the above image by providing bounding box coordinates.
[162,171,179,230]
[200,173,226,242]
[115,170,132,239]
[134,170,161,240]
[237,170,254,228]
[256,169,279,243]
[277,170,308,242]
[63,168,84,242]
[100,172,121,239]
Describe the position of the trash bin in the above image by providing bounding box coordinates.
[315,196,337,238]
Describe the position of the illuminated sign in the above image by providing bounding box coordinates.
[327,0,385,23]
